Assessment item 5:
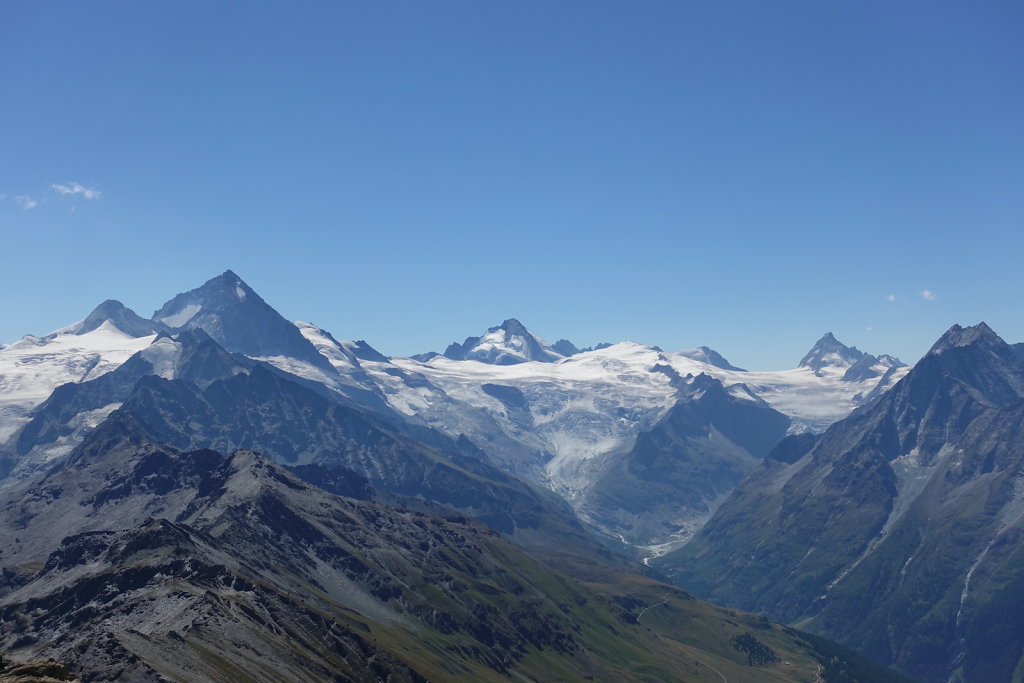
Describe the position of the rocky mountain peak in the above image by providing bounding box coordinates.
[441,318,565,365]
[799,332,868,372]
[498,318,530,336]
[798,332,905,383]
[225,448,268,473]
[928,322,1002,355]
[150,271,331,370]
[653,320,1024,682]
[687,371,725,393]
[151,270,255,326]
[552,339,581,356]
[915,322,1024,406]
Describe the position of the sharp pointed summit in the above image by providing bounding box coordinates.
[441,318,568,365]
[151,270,331,369]
[799,332,904,381]
[799,332,866,372]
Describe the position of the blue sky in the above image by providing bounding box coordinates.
[2,1,1022,369]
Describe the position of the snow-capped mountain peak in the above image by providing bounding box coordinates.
[0,269,925,560]
[0,321,156,442]
[442,318,567,365]
[798,332,905,382]
[798,332,866,372]
[50,300,164,339]
[677,346,746,372]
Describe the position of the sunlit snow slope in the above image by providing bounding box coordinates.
[0,323,155,442]
[306,323,908,548]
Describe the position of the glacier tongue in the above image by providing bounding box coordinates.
[392,342,678,494]
[339,338,910,548]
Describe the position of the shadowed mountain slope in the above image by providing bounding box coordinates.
[0,423,903,682]
[656,322,1024,682]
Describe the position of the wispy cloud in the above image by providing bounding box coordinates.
[13,195,38,210]
[52,182,101,200]
[920,289,936,301]
[885,294,896,302]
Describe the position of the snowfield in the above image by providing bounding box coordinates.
[389,342,678,495]
[0,322,155,441]
[359,340,910,496]
[662,351,907,432]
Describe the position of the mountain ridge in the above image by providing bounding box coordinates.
[0,418,898,682]
[439,318,567,365]
[0,271,914,553]
[799,331,905,382]
[654,322,1024,682]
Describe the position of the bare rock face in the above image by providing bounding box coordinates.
[0,659,78,683]
[0,437,581,681]
[657,323,1024,683]
[0,418,906,683]
[152,270,332,370]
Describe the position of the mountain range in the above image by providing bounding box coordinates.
[655,322,1024,682]
[0,271,908,554]
[8,269,1003,681]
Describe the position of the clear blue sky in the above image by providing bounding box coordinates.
[2,1,1022,369]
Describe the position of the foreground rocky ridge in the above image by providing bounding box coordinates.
[0,420,897,681]
[0,659,78,683]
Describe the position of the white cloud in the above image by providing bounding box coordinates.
[52,182,101,200]
[865,326,874,332]
[13,195,38,210]
[885,294,896,302]
[921,289,936,301]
